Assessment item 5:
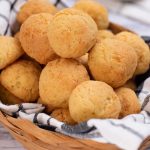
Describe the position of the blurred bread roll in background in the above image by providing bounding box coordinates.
[48,8,98,58]
[1,60,41,102]
[96,30,114,42]
[74,0,109,29]
[115,87,141,118]
[14,32,20,40]
[0,36,24,70]
[116,31,150,75]
[51,108,76,125]
[88,38,138,88]
[17,0,57,24]
[69,81,121,123]
[39,58,90,112]
[20,13,57,64]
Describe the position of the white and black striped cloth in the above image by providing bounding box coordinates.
[0,0,74,35]
[0,0,150,150]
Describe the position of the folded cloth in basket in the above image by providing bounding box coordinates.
[0,0,150,150]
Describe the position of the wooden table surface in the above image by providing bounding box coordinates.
[0,124,25,150]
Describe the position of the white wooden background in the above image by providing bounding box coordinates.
[0,124,25,150]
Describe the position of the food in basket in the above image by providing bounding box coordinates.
[69,81,121,123]
[88,38,138,88]
[116,31,150,75]
[20,54,39,62]
[39,58,90,112]
[115,87,141,118]
[76,53,88,68]
[74,0,109,29]
[0,60,41,102]
[37,97,42,103]
[1,0,150,149]
[0,83,22,104]
[123,79,137,91]
[0,36,24,70]
[17,0,57,24]
[14,32,20,40]
[20,13,57,64]
[51,108,76,125]
[96,30,114,42]
[47,8,98,58]
[0,0,147,126]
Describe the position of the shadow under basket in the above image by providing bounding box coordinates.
[0,23,150,150]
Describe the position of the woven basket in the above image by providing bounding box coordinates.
[0,23,150,150]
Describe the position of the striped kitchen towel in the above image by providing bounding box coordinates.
[0,0,150,150]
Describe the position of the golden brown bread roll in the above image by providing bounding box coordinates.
[14,32,20,40]
[0,83,22,105]
[48,8,98,58]
[74,0,109,29]
[115,87,141,118]
[96,30,114,42]
[39,58,90,112]
[116,31,150,75]
[0,36,24,69]
[69,81,121,123]
[1,60,41,102]
[0,72,22,104]
[17,0,57,24]
[20,13,57,64]
[51,108,76,125]
[88,38,138,88]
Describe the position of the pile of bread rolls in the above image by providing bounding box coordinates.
[0,0,149,124]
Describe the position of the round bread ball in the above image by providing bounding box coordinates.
[51,108,76,125]
[0,83,22,105]
[116,31,150,75]
[96,30,114,42]
[115,87,141,118]
[1,60,41,102]
[123,79,136,91]
[39,58,90,112]
[69,81,121,123]
[74,0,109,29]
[17,0,57,24]
[0,36,24,70]
[14,32,20,40]
[48,8,98,58]
[88,38,138,88]
[0,73,22,105]
[20,13,57,64]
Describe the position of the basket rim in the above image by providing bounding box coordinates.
[0,111,120,150]
[1,110,150,150]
